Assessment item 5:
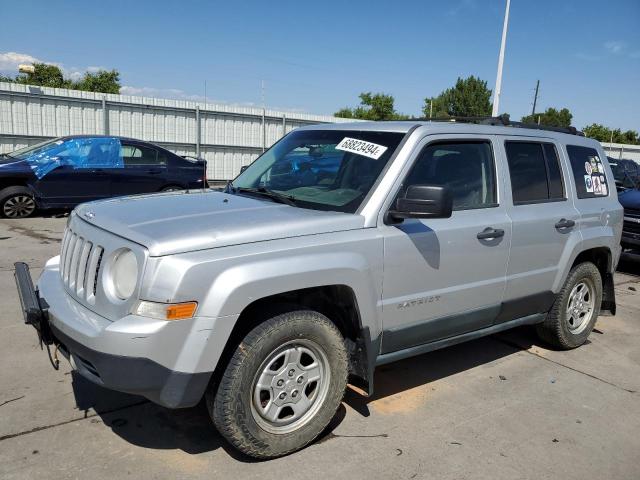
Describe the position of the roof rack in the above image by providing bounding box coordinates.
[414,114,584,136]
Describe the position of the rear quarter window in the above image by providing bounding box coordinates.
[566,145,610,198]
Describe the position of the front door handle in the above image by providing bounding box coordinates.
[477,227,505,240]
[555,218,575,230]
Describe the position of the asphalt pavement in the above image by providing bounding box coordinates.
[1,215,639,480]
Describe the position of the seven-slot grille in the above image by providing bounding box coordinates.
[59,227,104,304]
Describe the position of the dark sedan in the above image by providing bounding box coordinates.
[0,136,207,218]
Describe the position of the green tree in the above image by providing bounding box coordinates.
[1,63,121,94]
[423,76,492,118]
[583,123,640,145]
[14,63,71,89]
[521,107,573,128]
[335,92,408,120]
[74,70,120,94]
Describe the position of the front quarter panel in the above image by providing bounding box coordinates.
[140,228,384,364]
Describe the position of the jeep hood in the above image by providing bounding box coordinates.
[75,190,365,256]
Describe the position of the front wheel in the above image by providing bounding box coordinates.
[0,186,37,218]
[207,310,348,459]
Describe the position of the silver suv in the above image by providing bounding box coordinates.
[15,119,623,459]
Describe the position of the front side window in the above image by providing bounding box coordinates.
[402,141,497,211]
[9,137,123,179]
[566,145,610,198]
[232,129,405,213]
[505,141,565,204]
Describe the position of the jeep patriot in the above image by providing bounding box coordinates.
[15,119,623,458]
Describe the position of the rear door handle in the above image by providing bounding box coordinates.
[555,218,575,230]
[477,227,505,240]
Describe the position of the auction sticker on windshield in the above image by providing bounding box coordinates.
[336,137,388,160]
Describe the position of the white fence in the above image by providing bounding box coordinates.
[602,142,640,163]
[0,82,356,180]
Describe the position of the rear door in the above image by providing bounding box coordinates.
[108,142,168,196]
[499,138,581,321]
[380,135,512,353]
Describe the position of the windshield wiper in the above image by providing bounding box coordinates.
[235,187,297,207]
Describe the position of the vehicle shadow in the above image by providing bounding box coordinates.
[68,326,541,461]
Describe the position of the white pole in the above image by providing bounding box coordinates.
[492,0,511,117]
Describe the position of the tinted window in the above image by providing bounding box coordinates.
[505,142,565,204]
[543,144,564,199]
[121,144,165,166]
[566,145,610,198]
[404,141,496,210]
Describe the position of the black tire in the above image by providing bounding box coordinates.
[0,186,37,218]
[207,310,348,459]
[536,262,602,349]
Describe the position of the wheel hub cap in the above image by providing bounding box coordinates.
[251,340,330,434]
[566,280,595,334]
[3,195,35,218]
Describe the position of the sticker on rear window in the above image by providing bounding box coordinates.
[335,137,388,160]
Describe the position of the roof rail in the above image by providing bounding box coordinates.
[414,114,584,136]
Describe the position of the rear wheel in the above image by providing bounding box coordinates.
[0,186,36,218]
[536,262,602,349]
[161,185,183,192]
[207,310,348,459]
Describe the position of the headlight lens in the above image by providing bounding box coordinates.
[110,249,138,300]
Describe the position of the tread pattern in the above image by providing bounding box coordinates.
[536,262,602,349]
[207,310,348,459]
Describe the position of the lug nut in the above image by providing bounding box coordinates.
[291,390,298,398]
[288,369,295,377]
[279,392,287,400]
[277,379,284,387]
[297,375,304,384]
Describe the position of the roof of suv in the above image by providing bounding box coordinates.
[299,121,595,144]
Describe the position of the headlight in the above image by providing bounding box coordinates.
[110,249,138,300]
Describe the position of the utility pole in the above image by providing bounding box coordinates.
[429,100,433,119]
[492,0,511,117]
[204,80,207,106]
[531,80,539,116]
[261,80,266,153]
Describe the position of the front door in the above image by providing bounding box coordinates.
[380,137,511,354]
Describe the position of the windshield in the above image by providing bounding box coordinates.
[232,129,405,213]
[7,138,63,159]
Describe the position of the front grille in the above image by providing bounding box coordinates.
[60,227,104,305]
[623,220,640,234]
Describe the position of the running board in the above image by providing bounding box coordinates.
[375,313,545,366]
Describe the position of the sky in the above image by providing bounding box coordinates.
[0,0,638,130]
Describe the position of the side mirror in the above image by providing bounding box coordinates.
[240,165,249,173]
[387,185,453,222]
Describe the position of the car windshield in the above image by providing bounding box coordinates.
[7,138,63,159]
[231,129,405,213]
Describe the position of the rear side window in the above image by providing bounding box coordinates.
[505,142,565,204]
[120,144,165,167]
[566,145,610,198]
[404,141,497,211]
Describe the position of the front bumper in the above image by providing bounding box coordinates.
[14,258,227,409]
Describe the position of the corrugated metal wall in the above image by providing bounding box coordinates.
[0,82,357,180]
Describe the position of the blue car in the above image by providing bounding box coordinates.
[619,186,640,251]
[0,136,207,218]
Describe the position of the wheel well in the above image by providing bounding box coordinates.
[572,247,611,279]
[0,180,29,192]
[208,285,367,395]
[571,247,616,315]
